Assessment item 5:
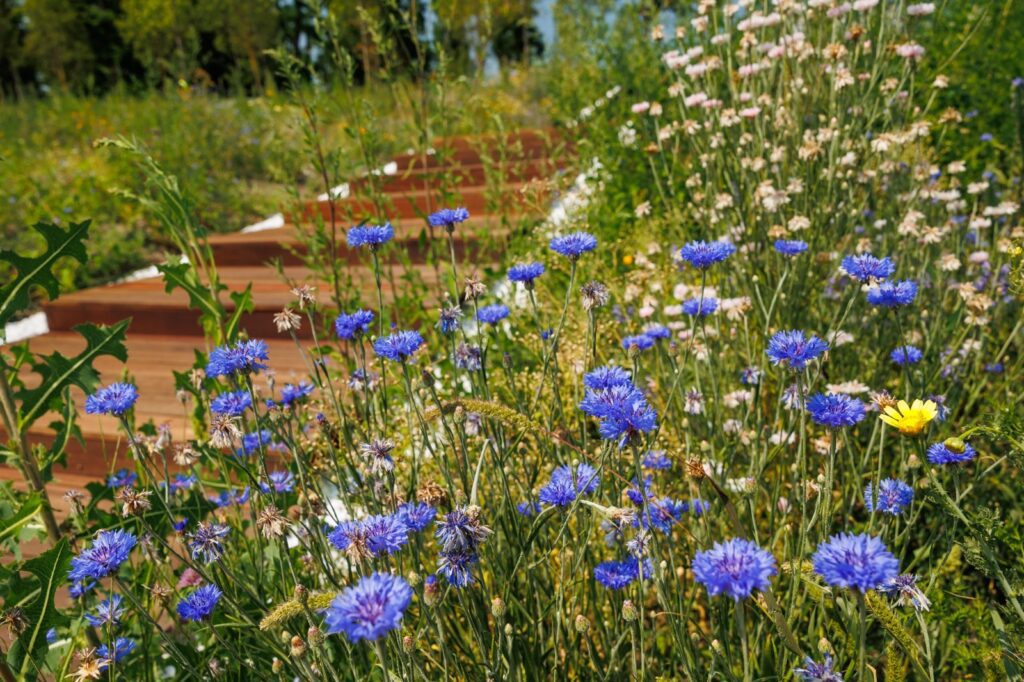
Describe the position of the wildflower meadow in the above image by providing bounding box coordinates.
[2,1,1024,680]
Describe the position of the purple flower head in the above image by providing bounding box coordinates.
[477,304,510,325]
[396,502,436,533]
[107,469,137,488]
[68,530,136,582]
[579,383,658,447]
[428,207,470,230]
[208,487,249,508]
[237,430,282,457]
[210,390,251,416]
[644,324,671,341]
[438,549,478,588]
[682,296,718,317]
[621,334,655,352]
[97,638,135,668]
[85,594,125,627]
[584,365,633,391]
[926,440,977,465]
[508,262,545,286]
[454,343,483,371]
[85,382,138,416]
[680,240,735,269]
[346,223,394,249]
[261,470,296,494]
[865,479,914,515]
[879,573,931,611]
[539,463,600,507]
[693,538,777,601]
[373,330,424,362]
[549,231,598,259]
[280,381,314,406]
[766,330,828,370]
[794,654,844,681]
[436,306,462,334]
[177,584,222,622]
[642,450,673,470]
[806,393,866,429]
[329,515,410,557]
[325,573,412,641]
[640,497,689,533]
[625,475,653,506]
[435,506,491,554]
[841,253,895,282]
[593,557,653,590]
[812,532,899,591]
[206,339,269,377]
[866,280,918,307]
[334,310,375,340]
[891,345,923,365]
[517,501,542,516]
[188,522,230,563]
[774,239,809,257]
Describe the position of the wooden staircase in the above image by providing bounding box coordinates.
[3,128,566,508]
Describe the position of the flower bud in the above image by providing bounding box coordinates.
[424,577,441,607]
[272,658,283,674]
[307,626,324,648]
[622,600,638,621]
[574,615,590,634]
[421,369,435,388]
[504,623,513,637]
[280,630,292,644]
[407,571,421,588]
[294,585,308,605]
[944,437,966,454]
[711,639,724,654]
[402,635,415,654]
[491,597,506,619]
[818,637,833,655]
[290,635,306,657]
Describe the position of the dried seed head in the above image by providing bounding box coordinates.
[173,443,200,467]
[258,504,290,539]
[580,281,610,310]
[116,487,152,517]
[209,414,242,449]
[291,285,317,309]
[274,308,302,333]
[417,481,449,508]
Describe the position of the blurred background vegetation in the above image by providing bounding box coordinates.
[0,0,1021,295]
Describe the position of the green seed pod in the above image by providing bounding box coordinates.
[944,437,966,454]
[574,615,591,634]
[622,600,638,622]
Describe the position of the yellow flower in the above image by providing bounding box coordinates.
[879,399,937,435]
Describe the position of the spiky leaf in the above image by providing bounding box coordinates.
[5,539,72,679]
[0,221,90,331]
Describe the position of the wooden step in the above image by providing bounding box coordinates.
[387,128,563,172]
[43,263,481,338]
[207,216,511,267]
[348,157,561,194]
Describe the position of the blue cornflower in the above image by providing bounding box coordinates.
[621,334,655,352]
[643,325,670,342]
[549,231,598,259]
[208,487,250,508]
[68,530,136,582]
[107,469,137,489]
[85,383,138,416]
[454,343,483,371]
[926,439,977,465]
[236,430,282,457]
[866,280,918,307]
[396,502,436,533]
[841,253,895,282]
[538,463,600,507]
[584,365,632,391]
[97,638,135,668]
[693,538,777,601]
[682,296,718,317]
[210,390,251,416]
[679,240,735,269]
[428,207,470,231]
[329,515,410,557]
[774,239,808,257]
[261,470,295,494]
[508,262,545,286]
[642,450,673,470]
[85,595,125,627]
[879,574,931,611]
[690,498,710,516]
[435,506,491,554]
[740,367,762,385]
[625,475,654,506]
[794,654,844,681]
[593,557,653,590]
[579,383,658,447]
[346,223,394,249]
[46,628,57,644]
[325,573,412,642]
[766,330,829,370]
[69,581,95,599]
[806,393,866,429]
[167,474,197,493]
[177,584,222,622]
[477,304,510,325]
[188,522,230,563]
[640,497,689,533]
[812,532,899,591]
[334,310,375,340]
[280,381,314,406]
[373,330,424,362]
[517,501,542,516]
[891,345,923,365]
[205,339,269,377]
[436,306,462,334]
[438,549,479,588]
[865,479,914,515]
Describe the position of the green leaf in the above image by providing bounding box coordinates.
[225,285,254,342]
[0,493,42,544]
[5,538,72,679]
[156,261,226,339]
[39,387,81,479]
[14,320,130,431]
[0,221,90,331]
